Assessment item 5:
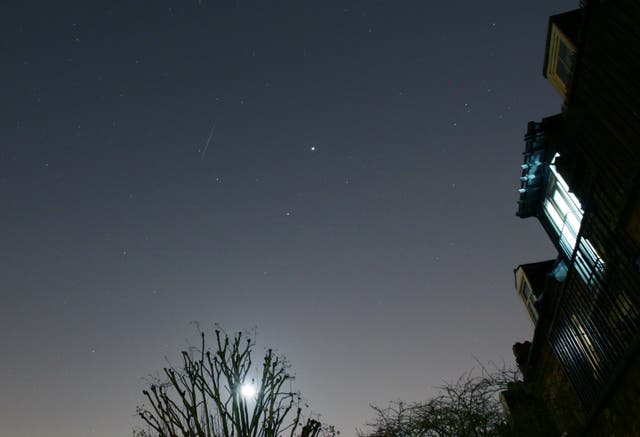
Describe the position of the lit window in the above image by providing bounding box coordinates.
[544,159,583,257]
[544,154,604,284]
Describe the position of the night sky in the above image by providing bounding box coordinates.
[1,1,576,435]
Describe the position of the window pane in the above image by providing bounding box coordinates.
[545,200,565,232]
[558,41,575,70]
[556,59,572,85]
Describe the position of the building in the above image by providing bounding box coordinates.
[514,260,556,325]
[501,1,640,435]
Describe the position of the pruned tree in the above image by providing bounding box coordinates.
[135,328,337,437]
[358,364,519,437]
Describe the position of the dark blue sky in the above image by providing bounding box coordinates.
[1,1,576,435]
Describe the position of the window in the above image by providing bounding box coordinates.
[546,24,576,97]
[555,59,572,86]
[520,279,539,324]
[544,159,583,258]
[527,300,539,323]
[544,154,604,284]
[522,281,531,299]
[556,40,575,84]
[558,40,574,69]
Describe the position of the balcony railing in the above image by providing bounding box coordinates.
[548,236,640,413]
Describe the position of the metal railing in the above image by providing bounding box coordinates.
[549,235,640,413]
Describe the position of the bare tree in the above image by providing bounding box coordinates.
[135,328,337,437]
[358,364,519,437]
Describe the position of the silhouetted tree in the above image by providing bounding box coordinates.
[135,327,337,437]
[358,365,519,437]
